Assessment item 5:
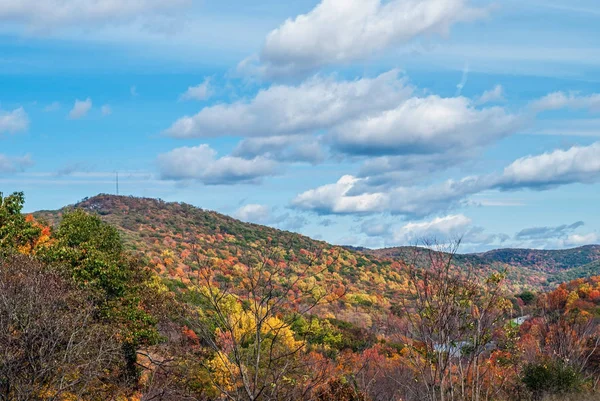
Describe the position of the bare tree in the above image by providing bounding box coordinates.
[396,240,511,401]
[0,256,121,401]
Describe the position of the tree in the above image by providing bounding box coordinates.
[522,360,583,400]
[185,241,344,401]
[395,240,513,401]
[0,256,121,400]
[0,192,41,255]
[40,210,162,385]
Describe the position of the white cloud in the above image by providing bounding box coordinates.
[328,95,520,156]
[166,69,522,168]
[232,135,325,164]
[0,107,29,134]
[393,214,472,243]
[293,174,487,217]
[259,0,487,77]
[234,204,271,224]
[68,98,92,119]
[0,0,190,30]
[0,154,33,173]
[476,84,505,105]
[293,142,600,217]
[233,203,308,230]
[356,152,466,187]
[564,233,598,247]
[529,91,600,113]
[179,78,212,101]
[513,231,599,250]
[497,142,600,189]
[292,175,389,214]
[165,70,412,138]
[101,105,112,116]
[157,144,278,185]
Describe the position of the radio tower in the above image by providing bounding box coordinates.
[116,172,119,195]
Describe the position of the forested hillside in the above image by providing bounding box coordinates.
[367,245,600,289]
[0,192,597,400]
[37,195,600,292]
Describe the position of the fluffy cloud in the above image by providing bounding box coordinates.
[0,154,33,173]
[562,233,598,247]
[293,174,485,217]
[370,214,507,247]
[0,107,29,134]
[259,0,487,77]
[292,175,389,215]
[0,0,190,29]
[166,69,522,173]
[356,152,466,187]
[179,78,212,101]
[476,85,505,105]
[232,135,325,164]
[68,98,92,119]
[328,95,520,156]
[234,204,308,230]
[234,204,271,224]
[165,70,412,138]
[515,221,585,241]
[157,144,278,185]
[392,214,471,244]
[293,142,600,217]
[497,142,600,189]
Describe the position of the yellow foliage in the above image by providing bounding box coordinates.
[207,352,239,393]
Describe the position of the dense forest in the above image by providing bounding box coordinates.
[2,192,600,401]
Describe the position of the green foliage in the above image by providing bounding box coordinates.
[549,260,600,284]
[518,290,536,305]
[35,209,163,385]
[292,315,343,349]
[0,192,41,254]
[327,319,377,352]
[56,209,123,256]
[43,210,159,345]
[522,360,583,400]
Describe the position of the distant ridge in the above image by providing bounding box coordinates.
[365,245,600,273]
[36,194,600,290]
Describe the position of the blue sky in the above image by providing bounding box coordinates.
[2,0,600,252]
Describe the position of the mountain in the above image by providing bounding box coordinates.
[36,194,600,294]
[365,245,600,288]
[35,194,411,325]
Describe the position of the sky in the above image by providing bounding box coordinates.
[2,0,600,252]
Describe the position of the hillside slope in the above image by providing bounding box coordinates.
[36,194,410,327]
[36,194,600,296]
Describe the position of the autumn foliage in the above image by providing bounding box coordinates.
[2,193,600,400]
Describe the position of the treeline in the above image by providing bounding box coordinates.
[1,192,599,401]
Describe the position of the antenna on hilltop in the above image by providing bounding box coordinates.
[116,172,119,195]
